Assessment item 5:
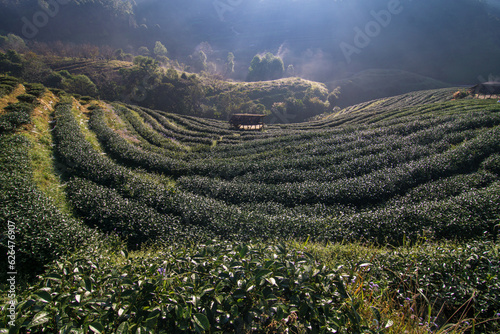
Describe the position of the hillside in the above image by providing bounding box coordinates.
[1,78,500,332]
[0,51,331,122]
[1,0,500,85]
[327,69,452,108]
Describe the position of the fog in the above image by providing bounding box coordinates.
[1,0,500,93]
[129,0,500,86]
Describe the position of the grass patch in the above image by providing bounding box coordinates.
[0,84,25,113]
[71,98,104,152]
[22,92,73,215]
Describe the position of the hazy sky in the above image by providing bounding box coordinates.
[1,0,499,84]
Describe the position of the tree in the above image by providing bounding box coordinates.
[327,87,341,108]
[64,74,98,97]
[138,46,150,57]
[44,72,64,89]
[1,34,27,52]
[80,43,99,60]
[267,53,285,80]
[189,51,207,73]
[114,49,125,60]
[225,52,235,77]
[246,52,284,82]
[153,41,168,58]
[100,45,114,61]
[133,56,159,75]
[0,50,23,77]
[21,51,52,83]
[0,35,7,49]
[166,68,179,80]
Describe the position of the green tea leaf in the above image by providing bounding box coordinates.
[84,277,93,292]
[266,277,277,286]
[193,313,210,331]
[255,269,272,280]
[28,311,50,328]
[89,321,104,333]
[116,321,129,334]
[34,290,52,303]
[45,273,62,281]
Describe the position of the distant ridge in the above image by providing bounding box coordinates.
[327,69,451,108]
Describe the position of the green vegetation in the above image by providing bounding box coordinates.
[0,75,19,98]
[0,90,98,285]
[1,1,500,331]
[1,79,500,333]
[247,53,285,82]
[0,49,330,121]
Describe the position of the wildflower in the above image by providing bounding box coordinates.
[369,282,380,292]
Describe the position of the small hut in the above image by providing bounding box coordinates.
[469,82,500,98]
[229,114,265,130]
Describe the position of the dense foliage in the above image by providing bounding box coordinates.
[1,83,500,332]
[2,241,389,333]
[60,94,499,246]
[0,89,97,284]
[247,53,285,82]
[0,49,330,121]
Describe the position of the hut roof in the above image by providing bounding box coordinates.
[230,113,266,119]
[229,114,266,129]
[230,114,265,124]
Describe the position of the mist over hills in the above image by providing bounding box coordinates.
[1,0,500,104]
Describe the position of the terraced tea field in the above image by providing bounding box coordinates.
[1,80,499,333]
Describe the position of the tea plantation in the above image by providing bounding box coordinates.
[1,79,500,333]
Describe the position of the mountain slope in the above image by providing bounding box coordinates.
[1,82,500,332]
[327,69,452,107]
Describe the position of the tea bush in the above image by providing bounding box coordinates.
[4,241,391,333]
[113,104,187,153]
[371,240,500,331]
[0,134,98,282]
[24,83,46,97]
[482,153,500,175]
[0,75,19,98]
[66,177,210,247]
[0,102,34,133]
[53,102,133,186]
[2,86,500,332]
[88,108,182,175]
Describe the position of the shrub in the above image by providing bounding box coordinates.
[24,82,46,97]
[88,108,181,175]
[0,75,19,87]
[66,177,208,248]
[5,241,382,333]
[0,134,98,283]
[482,153,500,175]
[0,75,19,98]
[0,102,34,133]
[53,102,132,186]
[16,93,38,104]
